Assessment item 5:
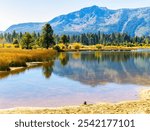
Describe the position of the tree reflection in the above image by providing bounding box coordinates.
[0,68,26,79]
[79,51,150,63]
[42,61,54,79]
[54,51,150,86]
[58,53,69,66]
[71,52,81,60]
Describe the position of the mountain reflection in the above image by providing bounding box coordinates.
[54,51,150,86]
[1,51,150,87]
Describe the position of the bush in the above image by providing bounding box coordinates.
[96,44,102,49]
[73,43,81,50]
[127,43,135,47]
[53,45,61,52]
[14,44,20,48]
[32,44,40,49]
[0,64,10,71]
[13,39,19,44]
[57,43,66,50]
[68,46,72,49]
[9,60,27,67]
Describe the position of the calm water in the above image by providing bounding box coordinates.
[0,50,150,109]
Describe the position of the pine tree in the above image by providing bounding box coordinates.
[41,23,54,49]
[61,35,69,45]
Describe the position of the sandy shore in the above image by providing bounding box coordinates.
[0,89,150,114]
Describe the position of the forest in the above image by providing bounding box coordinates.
[0,24,150,49]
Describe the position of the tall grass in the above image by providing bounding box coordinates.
[0,43,19,48]
[0,49,56,71]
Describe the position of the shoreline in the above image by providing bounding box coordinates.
[0,62,45,73]
[63,46,150,52]
[0,47,145,73]
[0,47,150,73]
[0,89,150,114]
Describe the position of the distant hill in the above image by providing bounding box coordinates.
[6,22,44,34]
[5,5,150,36]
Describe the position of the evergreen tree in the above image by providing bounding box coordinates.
[61,35,69,45]
[41,23,54,49]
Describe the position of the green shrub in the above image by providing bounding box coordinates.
[9,60,27,67]
[53,45,61,52]
[0,65,10,71]
[96,44,102,49]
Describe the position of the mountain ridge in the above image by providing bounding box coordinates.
[5,5,150,36]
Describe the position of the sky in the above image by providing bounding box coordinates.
[0,0,150,31]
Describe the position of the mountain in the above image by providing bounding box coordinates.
[6,22,44,34]
[5,5,150,36]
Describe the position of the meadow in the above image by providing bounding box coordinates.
[55,43,150,52]
[0,48,56,71]
[0,42,149,72]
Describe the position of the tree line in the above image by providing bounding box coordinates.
[0,23,150,49]
[0,24,54,49]
[70,32,150,46]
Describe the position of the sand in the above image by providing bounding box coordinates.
[0,89,150,114]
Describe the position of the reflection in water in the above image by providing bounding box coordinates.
[0,51,150,109]
[58,53,69,66]
[0,51,150,86]
[0,65,42,80]
[54,51,150,86]
[0,68,26,79]
[42,62,54,79]
[72,52,81,59]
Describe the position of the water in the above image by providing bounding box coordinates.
[0,51,150,109]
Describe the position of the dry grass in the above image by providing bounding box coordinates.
[63,43,145,51]
[0,48,57,71]
[0,43,19,48]
[52,42,150,52]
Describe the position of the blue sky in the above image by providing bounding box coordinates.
[0,0,150,30]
